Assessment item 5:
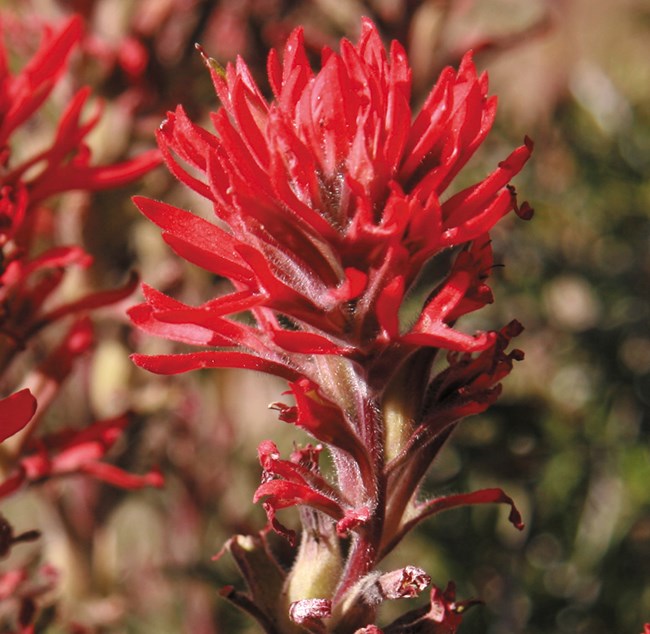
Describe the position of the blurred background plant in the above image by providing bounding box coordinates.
[0,0,647,632]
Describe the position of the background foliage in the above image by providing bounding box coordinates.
[1,0,648,632]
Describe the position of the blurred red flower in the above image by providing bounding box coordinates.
[0,12,161,502]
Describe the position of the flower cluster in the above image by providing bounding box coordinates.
[0,14,161,629]
[0,14,160,488]
[131,18,532,632]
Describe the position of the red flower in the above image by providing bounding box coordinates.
[131,18,531,629]
[0,15,163,632]
[0,12,162,506]
[131,20,531,383]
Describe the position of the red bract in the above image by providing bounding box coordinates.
[0,15,160,212]
[0,413,163,500]
[131,18,532,630]
[0,319,163,500]
[0,389,36,443]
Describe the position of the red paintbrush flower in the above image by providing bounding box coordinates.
[131,18,532,630]
[131,20,531,379]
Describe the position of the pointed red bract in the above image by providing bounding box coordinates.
[0,390,37,443]
[271,379,369,469]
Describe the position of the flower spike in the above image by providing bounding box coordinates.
[132,18,532,631]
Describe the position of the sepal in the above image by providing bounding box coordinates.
[289,598,331,631]
[270,379,370,476]
[336,566,431,632]
[383,582,482,633]
[215,533,299,634]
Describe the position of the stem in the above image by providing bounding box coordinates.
[335,532,377,601]
[332,396,386,610]
[331,489,386,631]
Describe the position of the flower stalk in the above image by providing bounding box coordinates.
[132,18,532,631]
